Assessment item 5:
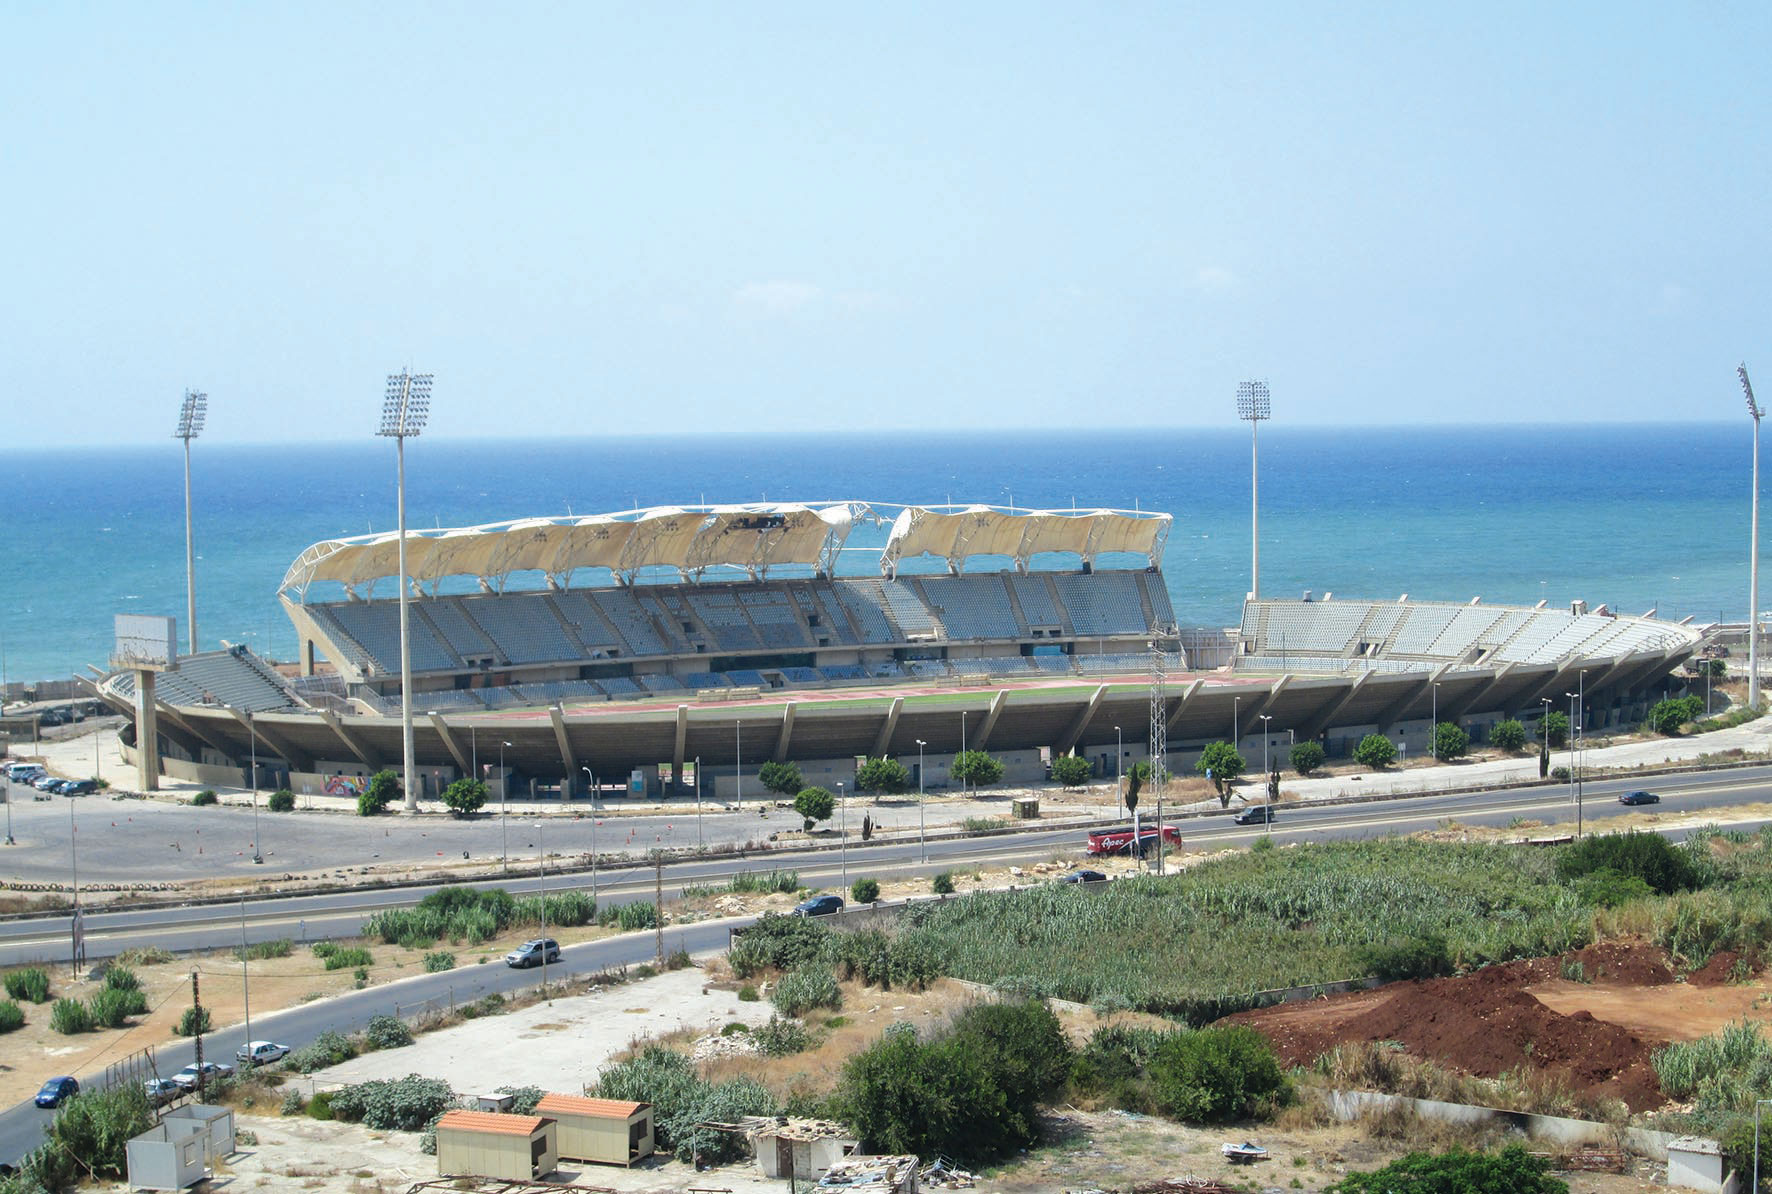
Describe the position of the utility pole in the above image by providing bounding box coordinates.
[1149,635,1169,875]
[654,858,665,964]
[191,971,205,1100]
[240,900,252,1053]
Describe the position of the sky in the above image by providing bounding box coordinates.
[4,2,1769,445]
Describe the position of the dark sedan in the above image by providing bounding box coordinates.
[793,895,845,917]
[1058,869,1108,884]
[1619,790,1661,806]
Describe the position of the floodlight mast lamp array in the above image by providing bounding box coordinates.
[1236,381,1271,601]
[1743,363,1762,713]
[174,389,208,656]
[378,370,433,813]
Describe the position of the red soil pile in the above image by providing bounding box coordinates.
[1688,950,1747,986]
[1563,941,1677,985]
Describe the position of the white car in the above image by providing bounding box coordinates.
[235,1040,290,1067]
[170,1061,234,1090]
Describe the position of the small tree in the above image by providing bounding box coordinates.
[1432,722,1469,760]
[357,770,400,816]
[1352,734,1398,769]
[1050,754,1092,789]
[855,756,911,797]
[951,750,1004,790]
[175,1005,212,1036]
[852,877,881,904]
[267,788,296,812]
[1195,742,1245,808]
[1538,709,1569,748]
[758,761,804,798]
[794,786,835,831]
[440,777,489,818]
[1490,719,1528,753]
[1289,741,1325,776]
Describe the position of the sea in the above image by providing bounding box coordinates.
[1,423,1756,685]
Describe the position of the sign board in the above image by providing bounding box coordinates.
[113,615,177,670]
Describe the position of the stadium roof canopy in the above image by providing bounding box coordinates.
[280,503,1172,598]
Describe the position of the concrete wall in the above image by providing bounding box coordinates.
[1322,1088,1687,1162]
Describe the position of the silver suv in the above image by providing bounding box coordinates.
[504,938,560,968]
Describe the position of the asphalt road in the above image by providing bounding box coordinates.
[2,764,1766,1166]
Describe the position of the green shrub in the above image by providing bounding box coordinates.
[363,885,519,945]
[829,928,940,991]
[667,948,693,970]
[932,871,956,895]
[280,1087,306,1115]
[1050,754,1093,789]
[951,750,1005,788]
[174,1005,211,1036]
[321,946,373,971]
[851,877,881,904]
[1289,741,1325,776]
[1490,720,1528,752]
[364,1014,413,1050]
[87,988,138,1028]
[234,938,293,961]
[1147,1024,1290,1123]
[441,777,488,817]
[1432,722,1469,760]
[1352,734,1398,769]
[754,1015,815,1057]
[17,1080,153,1190]
[50,997,92,1034]
[1648,695,1706,736]
[1357,936,1454,981]
[328,1074,454,1130]
[793,786,835,830]
[513,889,597,927]
[357,769,401,816]
[307,1090,335,1119]
[5,967,51,1003]
[1327,1144,1567,1193]
[856,756,912,796]
[191,789,218,806]
[102,965,140,993]
[595,1045,776,1164]
[738,985,760,1002]
[1070,1023,1173,1111]
[1551,765,1572,781]
[0,1000,23,1033]
[287,1030,357,1073]
[611,901,658,931]
[423,951,456,973]
[758,760,804,798]
[267,788,296,812]
[772,966,843,1017]
[1573,868,1656,908]
[730,913,833,977]
[1558,831,1698,894]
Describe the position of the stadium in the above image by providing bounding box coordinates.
[98,501,1707,801]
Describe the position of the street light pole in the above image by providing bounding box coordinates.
[500,740,512,874]
[174,389,207,656]
[1566,692,1581,838]
[960,711,968,797]
[1744,365,1764,711]
[248,710,262,863]
[1430,683,1439,760]
[1114,725,1122,819]
[377,369,433,813]
[915,739,927,862]
[838,782,847,892]
[1259,714,1273,834]
[3,775,11,845]
[694,756,703,852]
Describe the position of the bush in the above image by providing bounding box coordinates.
[234,939,292,961]
[1432,722,1469,760]
[729,913,832,977]
[856,756,912,796]
[932,871,956,895]
[102,965,140,993]
[758,760,804,798]
[838,999,1071,1164]
[1573,868,1655,908]
[598,901,658,931]
[440,777,488,817]
[5,967,50,1003]
[794,786,835,830]
[951,750,1005,789]
[87,987,140,1028]
[852,877,881,904]
[1558,831,1698,894]
[18,1080,153,1191]
[1327,1144,1567,1193]
[423,951,456,973]
[1357,936,1453,981]
[328,1074,455,1130]
[1147,1024,1290,1123]
[321,946,373,971]
[1289,741,1325,776]
[1050,754,1093,789]
[1352,734,1398,769]
[596,1045,776,1164]
[0,1000,23,1033]
[1490,719,1528,752]
[772,966,843,1017]
[364,1014,414,1050]
[267,788,296,812]
[754,1015,815,1057]
[364,885,519,945]
[191,789,218,806]
[287,1030,357,1073]
[1070,1023,1173,1111]
[357,769,400,816]
[174,1005,211,1036]
[307,1090,334,1119]
[50,998,92,1034]
[1551,765,1572,782]
[1539,709,1570,748]
[280,1087,306,1115]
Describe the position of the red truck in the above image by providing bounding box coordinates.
[1085,825,1181,856]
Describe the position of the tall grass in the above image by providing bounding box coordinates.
[682,870,800,899]
[1653,1020,1772,1112]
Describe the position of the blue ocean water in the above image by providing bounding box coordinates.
[1,424,1753,683]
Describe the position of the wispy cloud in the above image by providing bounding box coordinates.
[1193,265,1239,291]
[732,280,824,318]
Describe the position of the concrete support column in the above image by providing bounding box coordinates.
[133,670,161,792]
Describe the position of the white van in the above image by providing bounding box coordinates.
[6,762,46,784]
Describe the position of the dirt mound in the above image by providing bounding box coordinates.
[1228,965,1669,1111]
[1688,950,1750,987]
[1563,941,1676,985]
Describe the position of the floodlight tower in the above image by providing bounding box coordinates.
[378,369,433,812]
[1743,364,1763,712]
[1236,381,1272,600]
[173,390,207,655]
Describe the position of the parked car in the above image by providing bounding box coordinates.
[170,1062,233,1090]
[32,775,61,791]
[5,763,45,783]
[503,938,561,968]
[1619,790,1661,806]
[1084,825,1182,856]
[60,779,98,796]
[793,895,845,917]
[143,1078,182,1107]
[235,1041,290,1067]
[1234,805,1278,826]
[1058,869,1108,884]
[34,1077,78,1108]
